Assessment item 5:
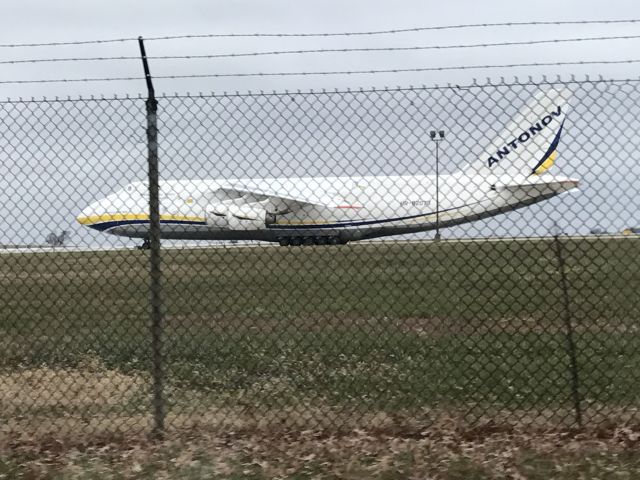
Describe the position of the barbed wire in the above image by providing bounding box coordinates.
[1,59,638,84]
[1,76,637,104]
[2,35,639,65]
[1,19,639,48]
[0,38,136,48]
[144,19,640,40]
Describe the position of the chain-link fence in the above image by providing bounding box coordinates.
[0,77,639,442]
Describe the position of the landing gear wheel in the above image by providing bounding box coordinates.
[303,237,315,246]
[314,236,328,246]
[138,238,151,250]
[278,237,290,247]
[289,237,302,247]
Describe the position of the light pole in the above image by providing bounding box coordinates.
[429,130,445,241]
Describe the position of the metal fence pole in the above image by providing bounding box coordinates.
[553,233,583,428]
[138,36,165,439]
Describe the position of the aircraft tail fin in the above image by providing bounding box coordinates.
[465,87,572,179]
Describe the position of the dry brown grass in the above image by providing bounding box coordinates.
[0,359,145,414]
[3,413,640,479]
[2,362,640,478]
[0,356,148,448]
[2,360,640,447]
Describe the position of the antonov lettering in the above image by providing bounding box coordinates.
[496,146,510,159]
[486,105,562,168]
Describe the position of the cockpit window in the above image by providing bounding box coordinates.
[124,182,147,196]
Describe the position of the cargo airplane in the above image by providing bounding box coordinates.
[77,88,578,247]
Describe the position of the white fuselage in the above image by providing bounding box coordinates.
[77,173,578,243]
[77,87,577,244]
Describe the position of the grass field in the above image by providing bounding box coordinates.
[1,238,639,477]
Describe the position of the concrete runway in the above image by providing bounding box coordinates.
[0,235,635,255]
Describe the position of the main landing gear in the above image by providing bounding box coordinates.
[277,236,346,247]
[137,238,151,250]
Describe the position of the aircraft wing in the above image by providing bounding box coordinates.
[217,180,345,209]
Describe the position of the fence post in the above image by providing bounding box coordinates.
[553,233,583,428]
[138,36,165,439]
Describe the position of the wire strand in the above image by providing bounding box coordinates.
[144,19,640,40]
[2,35,639,65]
[0,38,136,48]
[1,19,639,47]
[0,59,638,84]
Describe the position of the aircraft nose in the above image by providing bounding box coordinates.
[76,201,105,228]
[76,192,141,230]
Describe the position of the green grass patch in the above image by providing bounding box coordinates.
[0,238,639,422]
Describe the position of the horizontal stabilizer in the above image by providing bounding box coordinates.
[494,176,579,193]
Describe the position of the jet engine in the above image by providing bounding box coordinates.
[206,201,275,230]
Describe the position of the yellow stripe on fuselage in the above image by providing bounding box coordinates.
[77,213,206,226]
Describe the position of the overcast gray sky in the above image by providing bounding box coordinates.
[1,0,639,247]
[2,0,640,98]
